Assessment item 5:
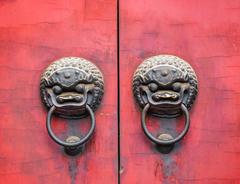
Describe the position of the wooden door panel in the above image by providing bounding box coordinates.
[120,0,240,183]
[0,1,117,184]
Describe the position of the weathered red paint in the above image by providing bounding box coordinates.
[120,0,240,183]
[0,0,117,184]
[1,0,240,183]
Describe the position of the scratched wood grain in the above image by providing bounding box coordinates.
[120,0,240,183]
[0,0,117,184]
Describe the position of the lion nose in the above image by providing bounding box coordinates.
[152,91,179,102]
[56,95,84,103]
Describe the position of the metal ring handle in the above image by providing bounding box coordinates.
[141,103,190,145]
[46,104,95,147]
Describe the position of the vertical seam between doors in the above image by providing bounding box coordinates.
[117,0,120,183]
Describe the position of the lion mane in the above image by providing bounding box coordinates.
[40,57,104,111]
[132,55,198,110]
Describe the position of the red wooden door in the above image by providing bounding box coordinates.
[120,0,240,183]
[0,0,117,184]
[1,1,240,183]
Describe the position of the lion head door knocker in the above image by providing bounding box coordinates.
[133,55,198,153]
[40,57,104,155]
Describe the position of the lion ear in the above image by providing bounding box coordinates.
[137,75,145,83]
[184,73,189,81]
[87,74,93,82]
[43,78,50,86]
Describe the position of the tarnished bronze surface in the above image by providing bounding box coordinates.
[40,57,104,118]
[133,55,198,118]
[133,55,198,152]
[40,57,103,155]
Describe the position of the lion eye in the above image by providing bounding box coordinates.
[148,82,158,92]
[75,84,85,93]
[172,82,181,92]
[52,85,62,94]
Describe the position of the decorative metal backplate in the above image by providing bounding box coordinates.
[133,55,198,118]
[40,57,104,118]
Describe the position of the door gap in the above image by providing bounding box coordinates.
[117,0,121,183]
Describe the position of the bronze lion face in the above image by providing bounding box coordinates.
[133,55,198,118]
[40,57,104,118]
